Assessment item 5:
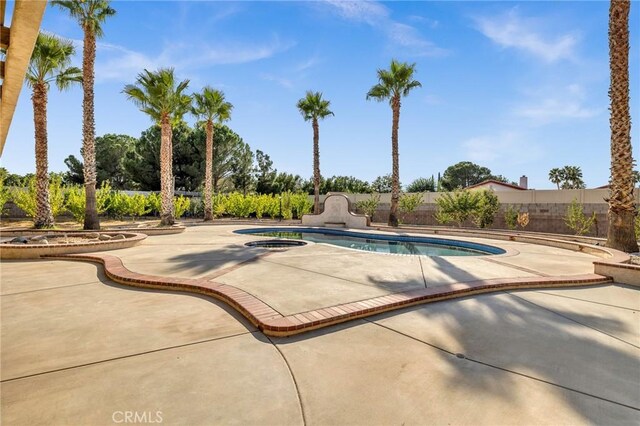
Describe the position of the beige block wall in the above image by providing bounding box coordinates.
[320,189,640,238]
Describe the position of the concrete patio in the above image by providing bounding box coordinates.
[1,225,638,424]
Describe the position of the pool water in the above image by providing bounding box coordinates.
[235,228,504,257]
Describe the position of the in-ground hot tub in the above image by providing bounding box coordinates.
[235,228,505,256]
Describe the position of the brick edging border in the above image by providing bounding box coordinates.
[43,253,613,337]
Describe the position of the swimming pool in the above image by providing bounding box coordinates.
[235,228,505,256]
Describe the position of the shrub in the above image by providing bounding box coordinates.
[356,193,381,218]
[212,193,227,218]
[399,192,423,224]
[0,175,10,215]
[504,205,518,229]
[64,186,86,223]
[473,190,500,228]
[280,191,293,220]
[265,195,280,219]
[174,195,191,219]
[517,212,530,228]
[108,192,130,219]
[10,175,65,220]
[146,192,161,216]
[226,192,254,218]
[128,194,150,220]
[435,190,500,229]
[254,194,270,219]
[291,192,313,219]
[434,190,480,227]
[635,214,640,240]
[564,198,596,235]
[504,205,519,230]
[64,182,112,223]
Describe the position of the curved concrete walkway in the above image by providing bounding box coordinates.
[1,225,638,424]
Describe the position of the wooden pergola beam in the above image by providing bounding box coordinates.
[0,0,47,156]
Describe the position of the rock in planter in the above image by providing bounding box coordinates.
[86,232,100,239]
[29,235,49,242]
[10,237,29,244]
[98,234,112,241]
[113,234,126,240]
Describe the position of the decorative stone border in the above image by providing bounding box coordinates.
[45,253,612,337]
[1,233,147,259]
[0,225,185,237]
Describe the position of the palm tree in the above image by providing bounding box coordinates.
[26,33,82,228]
[296,91,334,214]
[367,59,421,227]
[123,68,191,226]
[607,0,638,252]
[548,168,564,190]
[52,0,116,230]
[191,87,233,221]
[562,165,585,189]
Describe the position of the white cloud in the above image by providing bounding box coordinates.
[321,0,446,57]
[323,0,388,25]
[260,73,294,89]
[462,132,541,164]
[386,23,447,57]
[294,55,321,73]
[474,9,578,62]
[514,84,600,123]
[86,37,294,83]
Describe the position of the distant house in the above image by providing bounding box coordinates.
[466,179,526,192]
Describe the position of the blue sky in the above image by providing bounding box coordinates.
[2,0,639,189]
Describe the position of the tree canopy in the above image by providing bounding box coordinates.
[440,161,508,191]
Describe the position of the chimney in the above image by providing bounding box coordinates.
[519,175,528,189]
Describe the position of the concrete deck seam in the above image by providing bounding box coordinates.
[0,280,100,296]
[533,290,640,312]
[504,292,640,349]
[203,251,275,280]
[479,257,548,277]
[265,336,307,426]
[1,330,255,383]
[418,256,428,288]
[366,320,640,412]
[260,257,391,290]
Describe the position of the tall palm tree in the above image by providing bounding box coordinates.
[123,68,191,226]
[367,59,421,227]
[296,91,334,214]
[26,34,82,228]
[548,168,564,190]
[191,87,233,221]
[52,0,116,230]
[607,0,638,252]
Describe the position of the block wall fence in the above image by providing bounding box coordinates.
[324,189,640,238]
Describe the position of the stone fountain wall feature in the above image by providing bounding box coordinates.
[302,193,369,229]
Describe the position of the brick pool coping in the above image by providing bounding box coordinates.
[45,252,613,337]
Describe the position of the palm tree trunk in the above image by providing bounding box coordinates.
[204,120,214,221]
[82,27,100,230]
[389,96,401,227]
[607,0,638,252]
[313,118,320,215]
[160,117,175,226]
[32,83,54,228]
